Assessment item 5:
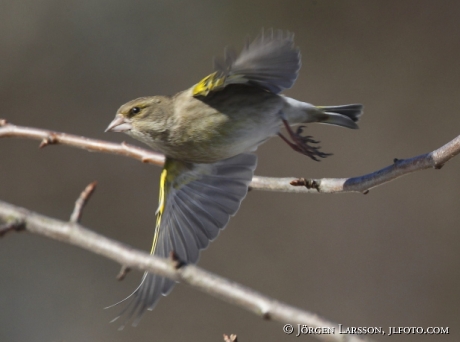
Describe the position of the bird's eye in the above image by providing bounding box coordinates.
[130,107,141,115]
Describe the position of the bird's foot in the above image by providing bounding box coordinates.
[279,120,332,161]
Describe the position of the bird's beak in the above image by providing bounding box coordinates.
[105,114,132,132]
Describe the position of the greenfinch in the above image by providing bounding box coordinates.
[106,30,363,326]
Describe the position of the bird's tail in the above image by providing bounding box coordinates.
[283,97,363,129]
[317,104,363,129]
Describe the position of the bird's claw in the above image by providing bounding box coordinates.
[280,123,332,161]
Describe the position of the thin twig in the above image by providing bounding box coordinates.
[1,119,459,194]
[70,181,98,223]
[223,334,238,342]
[0,219,26,237]
[0,200,372,342]
[116,265,131,281]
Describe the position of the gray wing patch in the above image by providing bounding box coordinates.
[215,29,301,94]
[108,153,257,327]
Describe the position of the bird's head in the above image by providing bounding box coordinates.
[105,96,172,144]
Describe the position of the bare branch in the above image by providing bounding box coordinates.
[1,120,459,195]
[70,181,98,223]
[0,200,372,342]
[288,135,460,193]
[0,119,164,166]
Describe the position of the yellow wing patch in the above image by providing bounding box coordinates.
[150,168,168,254]
[193,72,250,97]
[192,72,226,97]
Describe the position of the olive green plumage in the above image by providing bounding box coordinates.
[105,29,363,326]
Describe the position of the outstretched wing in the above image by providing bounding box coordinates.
[193,30,301,97]
[108,153,257,327]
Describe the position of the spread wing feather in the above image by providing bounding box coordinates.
[193,29,301,96]
[108,153,257,327]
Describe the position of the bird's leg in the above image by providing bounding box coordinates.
[279,119,332,161]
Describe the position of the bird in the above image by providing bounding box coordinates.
[105,29,363,327]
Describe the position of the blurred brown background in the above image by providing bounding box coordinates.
[1,1,460,341]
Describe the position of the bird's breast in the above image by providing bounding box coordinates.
[152,86,284,163]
